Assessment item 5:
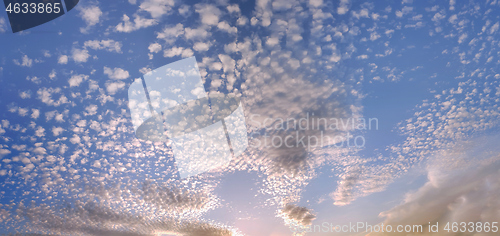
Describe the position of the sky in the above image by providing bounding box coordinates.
[0,0,500,235]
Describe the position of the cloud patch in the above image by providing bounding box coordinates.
[71,48,90,63]
[13,55,33,67]
[139,0,175,18]
[104,67,130,80]
[84,40,123,53]
[79,5,103,33]
[115,14,157,33]
[372,137,500,235]
[280,204,316,226]
[68,74,89,87]
[0,17,6,33]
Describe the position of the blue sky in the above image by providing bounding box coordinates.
[1,0,500,235]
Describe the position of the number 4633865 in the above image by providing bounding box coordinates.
[444,222,498,233]
[6,2,61,14]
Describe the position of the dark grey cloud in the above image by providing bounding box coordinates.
[281,204,316,226]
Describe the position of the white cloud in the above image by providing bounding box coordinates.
[195,4,222,26]
[78,5,102,33]
[375,161,500,235]
[13,55,33,67]
[58,55,68,64]
[184,27,209,40]
[352,9,370,19]
[37,87,56,105]
[396,6,413,18]
[34,126,45,137]
[19,91,31,99]
[218,54,236,74]
[266,37,280,46]
[0,17,6,33]
[181,48,193,58]
[432,12,445,22]
[157,23,184,43]
[22,55,33,67]
[103,67,129,80]
[71,48,90,63]
[217,21,237,34]
[193,42,210,52]
[49,70,56,79]
[0,149,11,158]
[449,0,455,11]
[85,105,98,116]
[337,0,350,15]
[115,14,157,33]
[448,14,458,24]
[370,32,381,41]
[17,107,29,117]
[139,0,175,18]
[489,22,499,34]
[105,81,126,94]
[70,134,81,144]
[148,43,162,53]
[272,0,293,11]
[163,46,184,57]
[32,147,46,155]
[458,33,467,44]
[84,39,122,53]
[11,145,25,151]
[92,160,101,168]
[309,0,324,8]
[357,54,368,59]
[178,4,191,17]
[236,16,248,26]
[227,4,240,14]
[337,6,348,15]
[52,127,64,136]
[68,74,88,87]
[31,109,39,119]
